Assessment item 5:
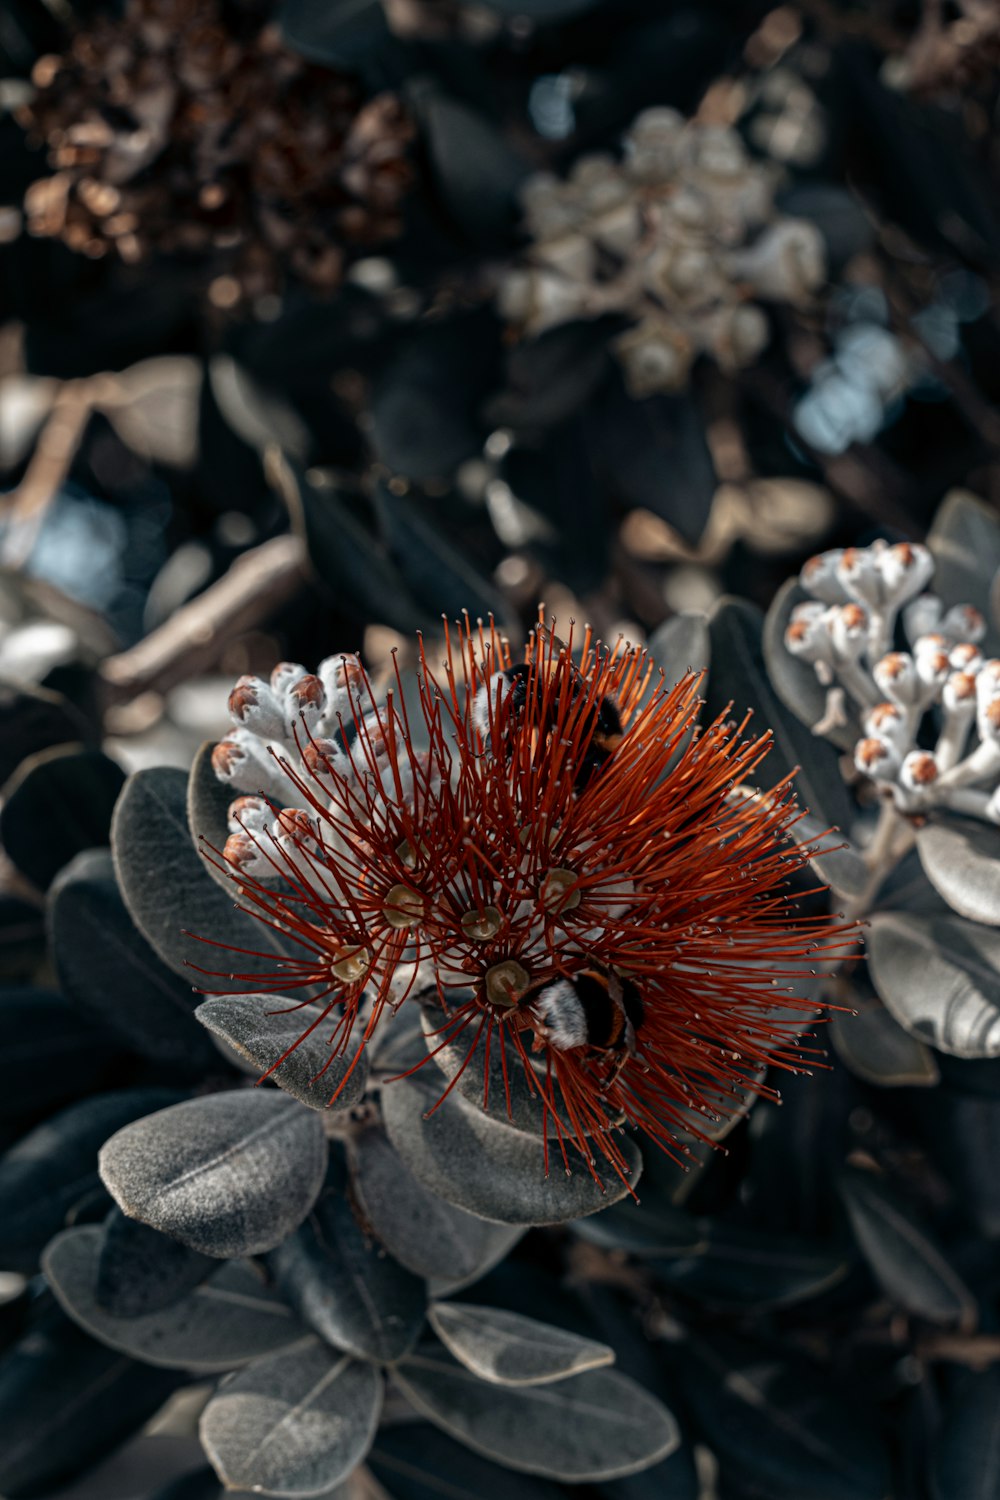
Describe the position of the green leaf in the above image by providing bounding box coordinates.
[200,1340,382,1496]
[917,817,1000,927]
[928,490,1000,654]
[380,1071,641,1225]
[50,848,220,1074]
[99,1091,327,1258]
[395,1343,679,1482]
[347,1125,523,1285]
[428,1302,613,1386]
[271,1152,426,1364]
[840,1167,976,1328]
[111,765,299,984]
[1,746,125,890]
[44,1227,311,1372]
[830,996,939,1087]
[196,995,369,1112]
[867,911,1000,1058]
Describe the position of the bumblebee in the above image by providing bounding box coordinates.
[525,968,644,1087]
[472,628,624,790]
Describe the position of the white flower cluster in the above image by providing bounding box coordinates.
[499,108,826,398]
[210,654,424,887]
[785,539,1000,821]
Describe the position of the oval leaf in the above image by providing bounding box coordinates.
[867,911,1000,1058]
[271,1153,426,1364]
[96,1209,216,1317]
[381,1072,641,1225]
[200,1340,382,1497]
[653,1223,849,1310]
[917,818,1000,927]
[50,847,220,1073]
[196,994,369,1111]
[395,1343,678,1482]
[830,997,939,1088]
[99,1090,327,1258]
[1,747,125,890]
[187,738,242,895]
[111,765,299,983]
[368,1421,569,1500]
[348,1125,523,1284]
[428,1302,613,1387]
[840,1168,976,1328]
[45,1226,311,1372]
[928,490,1000,654]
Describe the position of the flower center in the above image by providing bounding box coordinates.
[540,867,581,914]
[461,906,503,941]
[484,959,530,1009]
[382,884,425,930]
[331,944,371,983]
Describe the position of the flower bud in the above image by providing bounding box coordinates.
[227,794,272,837]
[899,750,939,795]
[284,672,326,739]
[837,545,885,608]
[827,602,868,661]
[227,674,285,741]
[878,542,933,604]
[727,219,825,305]
[784,602,832,668]
[863,702,909,747]
[799,549,848,604]
[942,671,978,716]
[903,593,942,645]
[915,646,951,697]
[976,660,1000,706]
[873,652,918,705]
[854,736,900,781]
[941,604,986,644]
[949,642,983,675]
[211,729,296,803]
[270,661,308,698]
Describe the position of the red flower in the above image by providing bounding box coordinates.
[198,617,856,1185]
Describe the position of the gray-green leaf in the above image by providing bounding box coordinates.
[917,818,1000,928]
[200,1340,381,1497]
[380,1072,641,1225]
[196,994,368,1112]
[99,1091,327,1257]
[867,911,1000,1058]
[428,1302,613,1386]
[394,1343,678,1482]
[44,1226,311,1372]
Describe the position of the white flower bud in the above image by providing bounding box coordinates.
[284,673,327,742]
[941,604,986,644]
[533,231,596,282]
[913,632,949,661]
[837,544,885,608]
[979,695,1000,746]
[227,675,285,742]
[915,645,951,697]
[705,303,770,372]
[878,542,934,604]
[863,701,909,747]
[899,750,940,797]
[210,729,298,804]
[854,736,901,782]
[227,794,273,838]
[873,652,918,706]
[726,219,825,305]
[827,602,869,661]
[623,108,684,182]
[784,602,833,670]
[942,671,978,716]
[949,642,984,675]
[799,549,848,604]
[902,593,942,645]
[976,660,1000,707]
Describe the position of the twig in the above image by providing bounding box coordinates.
[99,533,308,705]
[0,377,115,566]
